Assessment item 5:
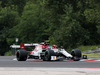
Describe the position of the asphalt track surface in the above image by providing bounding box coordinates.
[0,56,100,68]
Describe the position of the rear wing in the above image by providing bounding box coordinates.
[10,43,39,49]
[10,45,20,48]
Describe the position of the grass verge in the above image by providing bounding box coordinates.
[4,51,12,56]
[82,54,100,59]
[78,45,100,51]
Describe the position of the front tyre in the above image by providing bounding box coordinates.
[16,49,27,61]
[71,49,82,61]
[43,49,55,61]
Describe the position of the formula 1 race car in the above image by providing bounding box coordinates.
[16,42,82,61]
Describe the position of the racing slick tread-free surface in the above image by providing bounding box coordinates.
[16,49,27,61]
[43,49,55,61]
[71,49,82,61]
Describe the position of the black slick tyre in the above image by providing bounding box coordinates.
[16,49,27,61]
[71,49,82,61]
[43,49,55,61]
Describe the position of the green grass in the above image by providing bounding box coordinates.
[82,54,100,58]
[78,45,100,51]
[4,51,12,56]
[78,45,100,58]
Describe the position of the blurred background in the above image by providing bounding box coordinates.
[0,0,100,57]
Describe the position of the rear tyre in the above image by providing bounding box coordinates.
[71,49,82,61]
[43,49,55,61]
[16,49,27,61]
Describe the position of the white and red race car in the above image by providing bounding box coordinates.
[15,42,82,61]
